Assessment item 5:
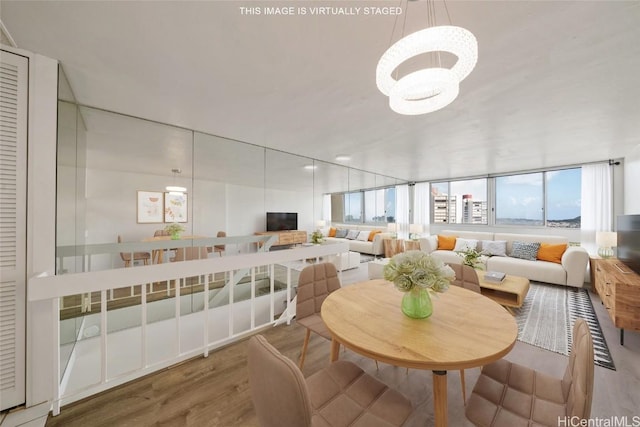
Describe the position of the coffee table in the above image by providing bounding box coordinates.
[321,280,518,427]
[477,271,530,314]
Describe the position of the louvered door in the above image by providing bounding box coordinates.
[0,50,27,411]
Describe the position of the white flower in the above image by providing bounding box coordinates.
[383,250,454,293]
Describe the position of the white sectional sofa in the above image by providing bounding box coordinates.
[419,230,589,287]
[322,224,391,256]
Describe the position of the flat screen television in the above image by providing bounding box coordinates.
[266,212,298,231]
[617,214,640,275]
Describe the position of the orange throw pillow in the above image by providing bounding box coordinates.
[537,243,567,264]
[437,235,456,251]
[368,230,382,241]
[328,227,337,237]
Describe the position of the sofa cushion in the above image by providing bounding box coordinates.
[437,235,457,250]
[328,227,337,237]
[335,229,348,238]
[510,241,541,261]
[345,230,359,240]
[482,240,507,257]
[537,243,567,264]
[453,238,479,252]
[356,231,370,241]
[487,256,567,285]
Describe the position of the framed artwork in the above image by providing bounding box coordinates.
[164,192,188,223]
[137,191,164,223]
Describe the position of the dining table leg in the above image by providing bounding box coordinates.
[329,338,340,362]
[432,370,448,427]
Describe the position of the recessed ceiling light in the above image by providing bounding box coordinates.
[304,165,317,170]
[335,155,351,162]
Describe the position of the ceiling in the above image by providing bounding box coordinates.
[2,0,640,183]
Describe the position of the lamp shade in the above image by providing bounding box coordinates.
[316,220,326,228]
[409,224,424,234]
[596,231,617,247]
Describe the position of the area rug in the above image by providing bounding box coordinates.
[360,254,375,263]
[514,282,615,370]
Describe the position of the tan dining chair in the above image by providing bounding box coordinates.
[296,262,341,369]
[447,263,482,403]
[248,334,414,427]
[171,246,209,262]
[465,318,594,426]
[207,230,226,256]
[117,235,151,267]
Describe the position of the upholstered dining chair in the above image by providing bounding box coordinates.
[446,263,482,403]
[117,235,151,267]
[213,230,226,256]
[465,318,594,426]
[296,262,341,369]
[171,246,209,262]
[247,334,414,427]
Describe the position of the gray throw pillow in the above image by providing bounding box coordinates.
[482,240,507,257]
[334,228,348,238]
[510,241,541,261]
[345,230,360,240]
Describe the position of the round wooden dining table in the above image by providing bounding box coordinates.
[321,279,518,427]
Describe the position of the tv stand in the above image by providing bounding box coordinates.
[255,230,307,248]
[590,257,640,345]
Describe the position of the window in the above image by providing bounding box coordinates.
[546,168,581,228]
[364,189,385,223]
[431,179,488,224]
[344,192,362,223]
[495,173,543,226]
[495,169,581,228]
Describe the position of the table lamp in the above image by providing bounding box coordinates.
[409,223,424,240]
[596,231,617,258]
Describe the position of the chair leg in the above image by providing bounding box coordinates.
[125,260,130,267]
[299,329,311,369]
[460,369,466,404]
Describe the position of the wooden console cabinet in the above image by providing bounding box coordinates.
[590,257,640,345]
[255,230,307,248]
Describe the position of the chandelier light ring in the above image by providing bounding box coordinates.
[376,25,478,96]
[389,68,460,115]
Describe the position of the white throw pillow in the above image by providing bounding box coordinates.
[356,231,370,241]
[453,238,479,252]
[482,240,507,257]
[345,230,360,240]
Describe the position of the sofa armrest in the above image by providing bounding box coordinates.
[372,232,393,254]
[561,246,589,287]
[419,235,438,254]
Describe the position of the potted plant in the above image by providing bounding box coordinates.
[310,230,324,244]
[457,247,485,270]
[164,223,185,240]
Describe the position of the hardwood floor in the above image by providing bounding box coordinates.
[45,265,640,427]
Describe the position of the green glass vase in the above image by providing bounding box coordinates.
[401,287,433,319]
[170,232,180,240]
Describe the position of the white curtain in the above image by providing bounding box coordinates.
[581,163,613,245]
[395,184,410,239]
[413,182,431,234]
[322,194,331,224]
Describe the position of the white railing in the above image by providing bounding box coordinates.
[29,241,349,415]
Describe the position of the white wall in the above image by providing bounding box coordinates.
[624,145,640,214]
[77,168,314,267]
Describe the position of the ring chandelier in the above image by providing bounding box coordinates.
[376,8,478,115]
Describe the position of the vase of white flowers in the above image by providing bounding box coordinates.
[383,250,455,319]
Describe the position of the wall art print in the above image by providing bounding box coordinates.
[164,192,188,223]
[137,191,164,223]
